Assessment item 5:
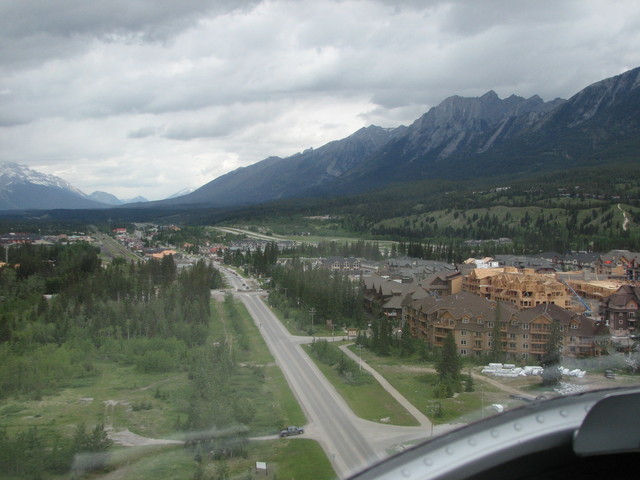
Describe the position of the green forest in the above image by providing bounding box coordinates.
[0,243,265,478]
[199,163,640,253]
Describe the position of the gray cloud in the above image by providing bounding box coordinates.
[1,0,639,200]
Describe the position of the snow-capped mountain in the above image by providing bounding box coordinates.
[0,162,108,210]
[167,187,197,199]
[89,191,149,205]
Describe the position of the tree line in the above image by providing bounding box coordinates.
[0,242,230,478]
[269,260,365,331]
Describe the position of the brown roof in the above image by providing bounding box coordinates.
[425,291,518,320]
[518,303,598,336]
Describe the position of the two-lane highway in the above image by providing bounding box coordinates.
[239,293,379,478]
[214,265,431,476]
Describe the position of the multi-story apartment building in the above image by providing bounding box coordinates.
[363,273,462,326]
[463,268,573,310]
[405,292,606,360]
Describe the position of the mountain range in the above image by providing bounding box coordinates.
[2,66,639,212]
[0,162,148,210]
[154,65,639,209]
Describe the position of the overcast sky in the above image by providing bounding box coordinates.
[1,0,639,201]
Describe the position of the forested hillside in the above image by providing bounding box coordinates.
[201,163,640,254]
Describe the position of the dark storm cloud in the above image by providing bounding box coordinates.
[0,0,258,67]
[0,0,639,200]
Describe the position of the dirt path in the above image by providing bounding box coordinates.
[108,428,184,447]
[342,344,533,400]
[618,203,630,231]
[103,400,184,447]
[339,344,432,428]
[137,375,182,391]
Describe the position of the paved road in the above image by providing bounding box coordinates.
[239,293,380,478]
[214,266,437,476]
[94,233,142,262]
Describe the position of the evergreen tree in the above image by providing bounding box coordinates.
[436,331,461,397]
[540,320,563,385]
[540,320,562,385]
[464,371,475,392]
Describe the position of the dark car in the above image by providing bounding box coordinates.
[279,426,304,437]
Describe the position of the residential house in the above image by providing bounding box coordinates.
[595,250,640,278]
[322,256,362,273]
[417,271,462,297]
[382,256,457,282]
[362,276,419,326]
[599,285,640,337]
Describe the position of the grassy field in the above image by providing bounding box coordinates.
[0,364,190,440]
[82,438,335,480]
[348,345,541,425]
[0,297,333,479]
[211,224,398,250]
[302,344,419,426]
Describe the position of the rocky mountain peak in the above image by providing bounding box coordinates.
[565,66,640,126]
[0,161,84,195]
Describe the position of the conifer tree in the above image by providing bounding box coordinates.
[436,331,461,397]
[540,319,563,385]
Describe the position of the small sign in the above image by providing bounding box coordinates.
[256,461,267,474]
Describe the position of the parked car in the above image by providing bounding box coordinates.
[279,426,304,437]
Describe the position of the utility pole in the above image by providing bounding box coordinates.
[309,307,316,337]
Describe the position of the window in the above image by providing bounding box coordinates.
[488,332,493,337]
[462,318,469,323]
[461,330,467,335]
[460,349,468,355]
[461,339,467,345]
[569,336,576,342]
[509,343,516,349]
[570,323,578,329]
[523,334,529,339]
[488,322,494,328]
[522,323,530,330]
[509,333,516,339]
[523,343,529,349]
[488,341,493,347]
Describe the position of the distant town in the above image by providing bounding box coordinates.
[3,224,637,364]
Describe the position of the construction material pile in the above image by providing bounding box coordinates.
[481,363,586,378]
